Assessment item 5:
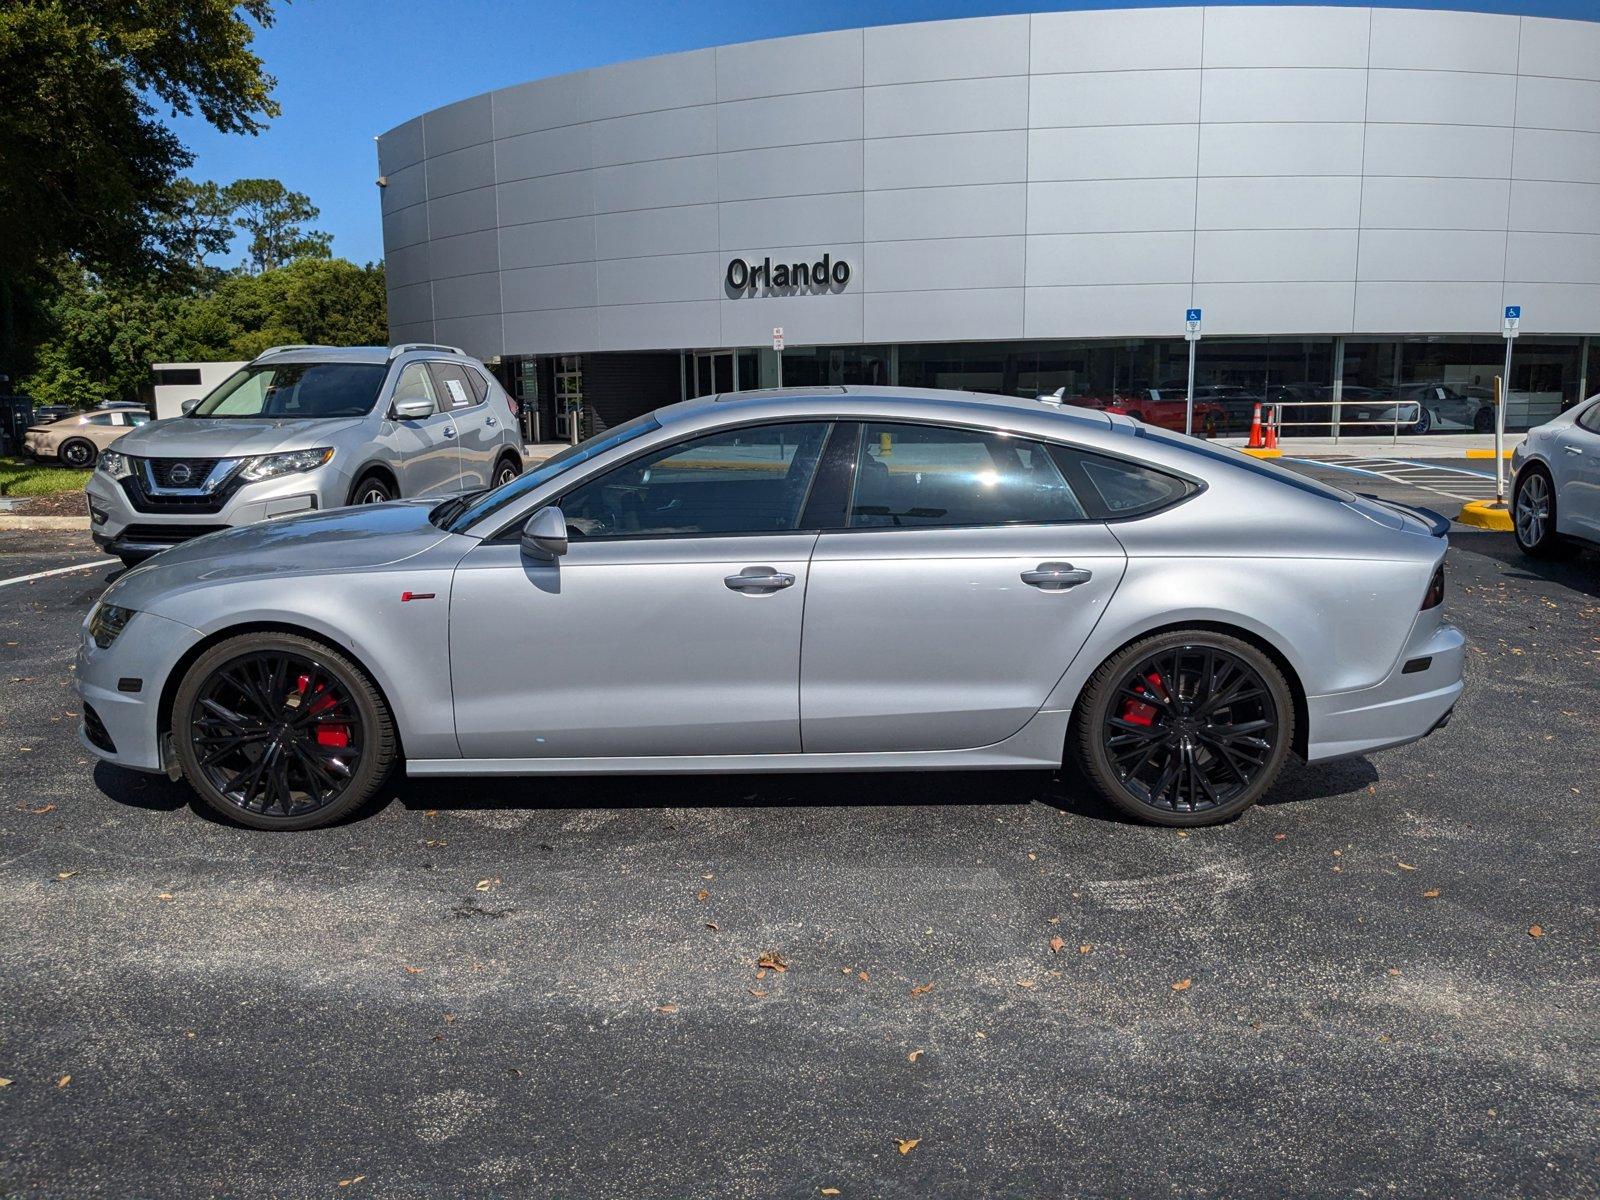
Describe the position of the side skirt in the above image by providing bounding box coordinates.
[407,708,1073,777]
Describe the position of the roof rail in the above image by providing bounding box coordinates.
[388,342,465,360]
[252,344,329,360]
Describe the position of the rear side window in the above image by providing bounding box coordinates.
[1049,447,1194,519]
[849,422,1087,528]
[428,362,480,409]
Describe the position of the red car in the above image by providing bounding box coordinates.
[1074,390,1228,437]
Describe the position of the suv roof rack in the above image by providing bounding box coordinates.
[388,342,465,360]
[253,344,331,359]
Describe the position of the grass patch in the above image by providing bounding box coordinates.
[0,456,91,497]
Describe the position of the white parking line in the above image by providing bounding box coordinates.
[0,559,117,590]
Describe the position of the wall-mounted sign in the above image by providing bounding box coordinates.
[727,253,850,294]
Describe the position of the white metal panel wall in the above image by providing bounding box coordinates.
[376,6,1600,357]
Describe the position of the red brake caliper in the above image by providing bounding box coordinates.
[296,674,349,748]
[1120,671,1165,727]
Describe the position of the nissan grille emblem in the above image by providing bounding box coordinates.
[168,463,193,486]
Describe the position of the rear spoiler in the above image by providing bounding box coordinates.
[1359,493,1450,537]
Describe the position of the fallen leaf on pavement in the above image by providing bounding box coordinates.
[897,1138,920,1155]
[1049,936,1065,953]
[1529,924,1544,938]
[156,893,173,902]
[57,1075,70,1088]
[909,981,934,996]
[1016,979,1037,989]
[1386,967,1401,976]
[1422,889,1441,899]
[697,889,708,902]
[757,953,788,973]
[30,804,56,815]
[403,965,425,975]
[337,1176,366,1188]
[656,1004,678,1013]
[474,879,494,892]
[1273,833,1287,841]
[1078,944,1092,954]
[705,922,718,931]
[748,988,767,998]
[0,1078,10,1087]
[1171,978,1192,992]
[1397,862,1417,871]
[857,971,870,983]
[907,1049,923,1063]
[1046,915,1060,925]
[55,872,75,880]
[821,1189,841,1196]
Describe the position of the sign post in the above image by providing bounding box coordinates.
[772,326,785,388]
[1497,305,1520,501]
[1183,308,1202,437]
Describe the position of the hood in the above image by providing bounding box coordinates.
[109,415,369,458]
[105,500,461,612]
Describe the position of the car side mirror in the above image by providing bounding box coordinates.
[520,505,568,561]
[180,398,200,416]
[391,396,435,421]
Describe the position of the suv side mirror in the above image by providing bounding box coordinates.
[391,396,435,421]
[180,398,201,416]
[520,505,568,560]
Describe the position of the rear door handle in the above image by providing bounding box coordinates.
[725,566,796,593]
[1021,562,1093,590]
[443,426,457,438]
[1564,445,1583,455]
[485,416,498,428]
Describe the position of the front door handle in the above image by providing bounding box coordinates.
[725,566,796,593]
[1564,445,1583,455]
[1021,562,1093,590]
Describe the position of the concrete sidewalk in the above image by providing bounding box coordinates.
[1218,431,1525,459]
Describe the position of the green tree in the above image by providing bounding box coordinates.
[0,1,280,376]
[224,178,333,273]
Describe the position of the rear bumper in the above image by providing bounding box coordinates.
[1305,621,1465,762]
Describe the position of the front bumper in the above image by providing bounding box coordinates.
[86,468,341,559]
[1305,620,1466,762]
[74,609,203,773]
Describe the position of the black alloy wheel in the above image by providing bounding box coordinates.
[173,634,395,830]
[60,439,96,469]
[1074,631,1294,826]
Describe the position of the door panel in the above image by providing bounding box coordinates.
[389,363,464,495]
[1557,417,1600,538]
[430,362,497,489]
[801,525,1127,753]
[449,535,815,758]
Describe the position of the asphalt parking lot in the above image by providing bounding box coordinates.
[1,464,1596,1198]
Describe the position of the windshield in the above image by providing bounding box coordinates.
[436,412,663,534]
[190,362,388,419]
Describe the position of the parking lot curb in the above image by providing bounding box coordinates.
[0,515,85,532]
[1238,447,1283,459]
[1457,499,1513,531]
[1464,449,1514,460]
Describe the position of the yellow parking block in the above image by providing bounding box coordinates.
[1238,447,1283,459]
[1464,449,1514,460]
[1457,499,1513,531]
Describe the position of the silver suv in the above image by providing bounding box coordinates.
[86,344,524,565]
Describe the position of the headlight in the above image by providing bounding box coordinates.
[98,451,133,480]
[88,603,135,650]
[239,447,335,483]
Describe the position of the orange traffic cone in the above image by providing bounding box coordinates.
[1265,405,1280,449]
[1247,403,1265,448]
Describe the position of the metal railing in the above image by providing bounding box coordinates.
[1266,398,1424,445]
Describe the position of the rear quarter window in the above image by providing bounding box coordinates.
[1049,446,1195,519]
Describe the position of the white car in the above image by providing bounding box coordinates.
[1511,394,1600,556]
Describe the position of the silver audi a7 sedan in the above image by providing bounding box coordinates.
[76,387,1464,830]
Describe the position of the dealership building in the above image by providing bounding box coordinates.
[376,4,1600,439]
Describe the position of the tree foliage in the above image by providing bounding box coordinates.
[22,258,388,408]
[223,178,333,273]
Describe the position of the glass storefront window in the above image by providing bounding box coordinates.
[780,344,891,386]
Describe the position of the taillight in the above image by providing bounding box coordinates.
[1422,565,1444,610]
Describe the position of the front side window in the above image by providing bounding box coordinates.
[128,413,151,426]
[849,422,1087,528]
[391,363,440,413]
[192,362,389,419]
[563,422,830,539]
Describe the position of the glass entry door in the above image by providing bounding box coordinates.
[554,356,582,443]
[690,351,735,398]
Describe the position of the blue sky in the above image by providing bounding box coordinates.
[172,0,1598,267]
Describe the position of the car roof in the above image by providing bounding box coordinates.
[247,344,484,367]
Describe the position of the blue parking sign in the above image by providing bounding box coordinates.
[1186,308,1202,322]
[1505,305,1520,319]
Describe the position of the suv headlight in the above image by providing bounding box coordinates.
[239,447,335,483]
[88,602,135,649]
[98,451,134,480]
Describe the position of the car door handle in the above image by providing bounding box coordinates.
[1564,445,1583,455]
[485,416,498,428]
[724,567,796,593]
[1021,562,1093,590]
[443,426,457,438]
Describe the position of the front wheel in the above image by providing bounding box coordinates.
[60,439,96,469]
[351,474,394,505]
[1071,631,1295,826]
[1412,407,1433,435]
[172,633,397,830]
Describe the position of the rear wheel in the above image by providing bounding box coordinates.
[1072,630,1294,826]
[1513,466,1569,559]
[172,633,396,831]
[493,456,521,487]
[60,439,96,469]
[1473,406,1494,433]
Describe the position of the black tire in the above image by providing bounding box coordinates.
[350,473,395,506]
[1473,406,1495,433]
[172,632,397,831]
[59,439,96,469]
[493,455,521,488]
[117,553,148,570]
[1412,407,1433,435]
[1071,630,1295,827]
[1512,466,1570,559]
